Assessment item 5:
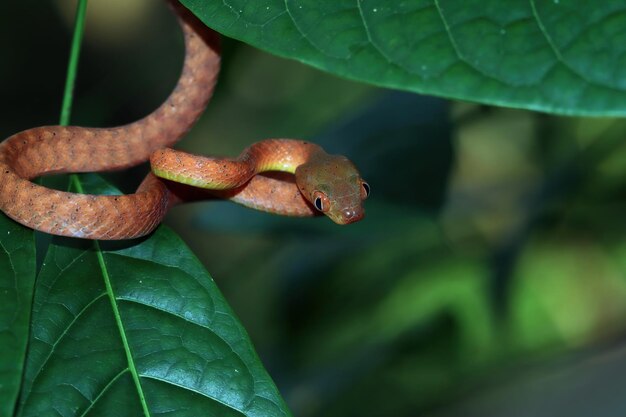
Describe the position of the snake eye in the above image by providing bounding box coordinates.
[312,191,330,213]
[361,181,370,199]
[314,197,323,211]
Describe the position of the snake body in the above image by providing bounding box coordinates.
[0,1,368,240]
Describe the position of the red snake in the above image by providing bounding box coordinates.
[0,1,368,240]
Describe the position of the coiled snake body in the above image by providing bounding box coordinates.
[0,1,368,240]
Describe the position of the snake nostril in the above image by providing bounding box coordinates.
[343,208,356,219]
[340,207,365,224]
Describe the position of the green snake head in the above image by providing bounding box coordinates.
[295,153,369,225]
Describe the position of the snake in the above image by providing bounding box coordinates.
[0,1,369,240]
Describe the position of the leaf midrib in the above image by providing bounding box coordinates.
[70,175,151,417]
[95,241,151,417]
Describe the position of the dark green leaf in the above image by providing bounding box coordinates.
[17,174,291,417]
[181,0,626,116]
[0,213,36,417]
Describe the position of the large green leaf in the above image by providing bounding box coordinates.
[0,215,36,417]
[14,174,291,417]
[180,0,626,116]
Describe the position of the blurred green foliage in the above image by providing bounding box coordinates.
[2,1,626,416]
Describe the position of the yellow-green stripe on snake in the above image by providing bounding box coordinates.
[0,0,368,240]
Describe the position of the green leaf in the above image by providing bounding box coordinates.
[180,0,626,116]
[16,174,291,417]
[0,215,36,417]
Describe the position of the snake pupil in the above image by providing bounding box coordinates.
[314,197,324,211]
[362,182,370,197]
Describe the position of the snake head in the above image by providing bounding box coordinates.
[295,153,369,225]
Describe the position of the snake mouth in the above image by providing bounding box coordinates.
[332,208,365,225]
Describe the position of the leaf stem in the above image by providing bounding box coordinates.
[59,0,89,126]
[61,3,150,416]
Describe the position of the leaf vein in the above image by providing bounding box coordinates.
[0,238,20,327]
[528,0,616,90]
[23,292,108,402]
[117,296,245,365]
[283,0,324,54]
[356,0,394,64]
[78,368,129,417]
[140,374,248,416]
[431,0,512,84]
